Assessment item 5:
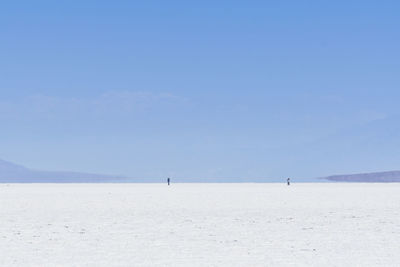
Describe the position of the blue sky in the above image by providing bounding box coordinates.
[1,1,399,181]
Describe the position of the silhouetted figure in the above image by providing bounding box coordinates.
[167,177,170,186]
[287,178,290,186]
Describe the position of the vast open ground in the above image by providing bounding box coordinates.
[0,183,399,266]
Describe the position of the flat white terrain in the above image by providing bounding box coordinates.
[0,183,399,266]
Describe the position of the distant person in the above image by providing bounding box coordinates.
[167,177,170,186]
[287,178,290,186]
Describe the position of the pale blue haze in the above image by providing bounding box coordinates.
[0,1,399,181]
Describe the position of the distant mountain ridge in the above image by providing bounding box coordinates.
[321,171,400,182]
[0,159,124,182]
[2,158,400,183]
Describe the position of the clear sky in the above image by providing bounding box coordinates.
[1,1,399,181]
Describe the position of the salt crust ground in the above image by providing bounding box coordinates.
[0,183,399,266]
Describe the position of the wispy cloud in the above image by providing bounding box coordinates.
[0,91,189,120]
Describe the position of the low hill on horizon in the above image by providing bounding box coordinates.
[2,158,400,183]
[0,159,124,182]
[321,171,400,182]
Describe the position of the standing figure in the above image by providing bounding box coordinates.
[167,177,170,186]
[287,178,290,186]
